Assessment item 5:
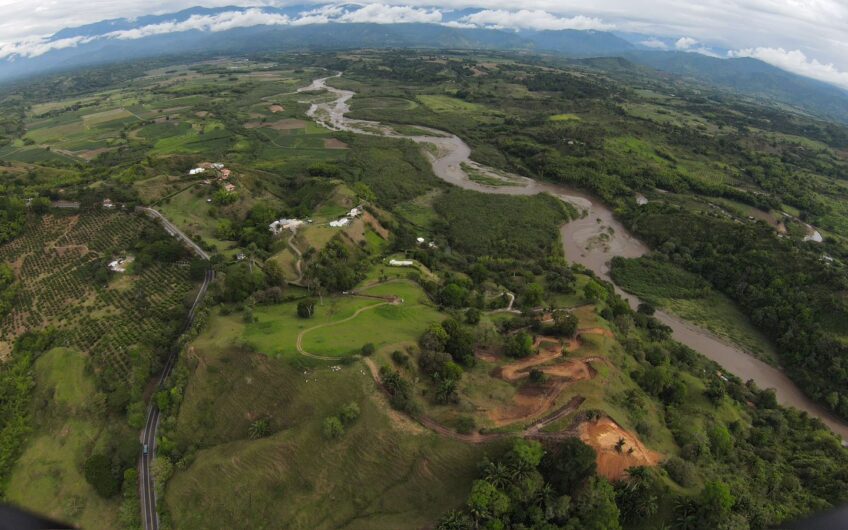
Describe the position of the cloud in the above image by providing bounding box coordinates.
[337,4,443,24]
[104,9,291,40]
[458,9,614,31]
[0,35,96,60]
[675,36,697,49]
[729,47,848,90]
[640,38,667,49]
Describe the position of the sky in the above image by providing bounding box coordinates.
[0,1,846,89]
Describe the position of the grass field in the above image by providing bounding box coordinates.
[246,280,442,359]
[6,348,121,530]
[166,307,489,530]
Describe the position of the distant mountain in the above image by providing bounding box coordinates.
[0,5,846,124]
[625,51,848,124]
[523,30,634,56]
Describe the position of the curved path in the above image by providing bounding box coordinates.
[137,209,213,530]
[295,299,396,361]
[301,73,848,440]
[287,231,305,285]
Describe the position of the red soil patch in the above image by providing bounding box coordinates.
[324,138,349,149]
[488,380,567,427]
[269,104,284,113]
[579,418,662,480]
[362,211,389,239]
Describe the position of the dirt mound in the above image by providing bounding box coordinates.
[579,418,662,480]
[269,104,284,113]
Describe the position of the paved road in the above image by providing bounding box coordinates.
[137,207,213,530]
[137,207,211,260]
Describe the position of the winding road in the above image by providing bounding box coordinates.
[301,73,848,439]
[137,208,213,530]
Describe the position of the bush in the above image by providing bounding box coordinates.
[297,299,315,318]
[322,416,345,440]
[361,343,375,356]
[391,350,409,367]
[663,456,697,487]
[340,402,360,425]
[456,416,476,434]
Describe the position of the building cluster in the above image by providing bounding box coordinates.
[269,218,305,235]
[192,162,236,192]
[329,206,363,228]
[416,237,436,248]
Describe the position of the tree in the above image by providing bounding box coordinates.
[440,283,468,308]
[637,302,655,316]
[420,322,449,352]
[297,299,315,318]
[264,259,286,288]
[551,310,578,337]
[583,281,607,303]
[573,477,621,530]
[541,438,597,494]
[467,480,510,522]
[522,282,544,307]
[85,454,120,498]
[322,416,345,440]
[465,307,481,325]
[361,343,375,356]
[698,481,734,526]
[504,332,533,359]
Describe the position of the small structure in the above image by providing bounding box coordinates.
[220,168,232,180]
[635,193,649,206]
[236,253,246,261]
[416,237,426,244]
[189,168,205,176]
[102,198,114,209]
[223,183,236,192]
[348,206,362,218]
[329,218,350,228]
[212,162,225,170]
[269,218,303,235]
[108,256,134,273]
[389,259,414,267]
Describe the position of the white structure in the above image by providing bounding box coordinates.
[269,218,304,235]
[348,207,362,218]
[389,259,414,267]
[416,237,426,244]
[189,168,205,175]
[212,163,225,170]
[102,198,114,209]
[330,218,350,228]
[108,256,134,273]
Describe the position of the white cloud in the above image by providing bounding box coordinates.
[640,38,667,49]
[337,4,443,24]
[0,35,95,60]
[675,36,697,49]
[458,9,614,31]
[729,47,848,90]
[104,9,291,40]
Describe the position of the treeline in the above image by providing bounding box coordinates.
[0,331,55,493]
[623,203,848,418]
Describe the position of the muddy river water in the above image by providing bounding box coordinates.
[300,75,848,439]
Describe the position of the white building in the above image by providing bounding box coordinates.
[269,218,304,235]
[189,168,205,175]
[330,218,350,228]
[389,259,414,267]
[348,206,362,218]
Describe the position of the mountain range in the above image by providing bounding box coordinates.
[2,4,847,124]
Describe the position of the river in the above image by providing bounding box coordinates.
[299,74,848,439]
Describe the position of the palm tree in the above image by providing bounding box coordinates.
[482,460,511,489]
[615,437,627,453]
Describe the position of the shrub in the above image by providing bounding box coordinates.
[340,402,360,425]
[361,343,375,356]
[322,416,345,440]
[391,350,409,367]
[297,299,315,318]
